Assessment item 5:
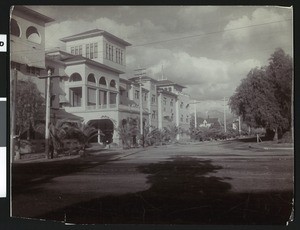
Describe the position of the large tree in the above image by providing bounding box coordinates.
[15,79,45,139]
[267,48,293,132]
[229,49,293,140]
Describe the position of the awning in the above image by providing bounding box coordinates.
[59,95,68,104]
[119,85,127,91]
[11,39,46,69]
[51,109,83,121]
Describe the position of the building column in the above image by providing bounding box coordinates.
[157,93,162,130]
[112,118,120,145]
[99,90,104,108]
[82,85,86,109]
[107,91,110,108]
[96,89,99,109]
[148,92,152,130]
[116,92,120,109]
[129,84,134,100]
[69,88,73,106]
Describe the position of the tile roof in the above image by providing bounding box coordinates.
[60,29,131,46]
[13,6,55,23]
[157,79,186,88]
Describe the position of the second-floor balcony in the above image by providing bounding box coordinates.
[86,104,117,110]
[65,103,117,113]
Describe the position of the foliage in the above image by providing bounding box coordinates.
[48,120,99,156]
[145,124,180,146]
[15,79,45,139]
[54,120,99,148]
[266,48,293,131]
[117,118,181,148]
[191,126,239,141]
[117,118,140,149]
[229,48,293,138]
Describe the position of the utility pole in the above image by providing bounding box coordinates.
[134,68,146,147]
[194,100,197,128]
[139,76,143,137]
[11,69,18,161]
[223,97,227,133]
[39,69,61,158]
[45,69,51,158]
[238,116,241,135]
[291,69,294,142]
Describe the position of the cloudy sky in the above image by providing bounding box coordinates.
[28,5,293,113]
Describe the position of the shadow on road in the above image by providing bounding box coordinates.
[12,152,120,195]
[32,157,292,225]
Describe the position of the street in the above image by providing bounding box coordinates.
[11,140,293,225]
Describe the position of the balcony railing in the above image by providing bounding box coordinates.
[66,104,117,111]
[86,105,96,110]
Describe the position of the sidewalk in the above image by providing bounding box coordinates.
[13,145,150,164]
[247,141,294,150]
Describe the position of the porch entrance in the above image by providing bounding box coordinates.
[87,119,114,144]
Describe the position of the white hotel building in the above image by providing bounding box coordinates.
[45,29,191,144]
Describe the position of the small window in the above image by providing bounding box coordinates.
[79,45,82,55]
[26,26,41,44]
[135,90,139,99]
[94,43,98,58]
[152,111,156,119]
[87,74,96,83]
[120,50,123,64]
[170,99,173,106]
[151,95,156,104]
[70,73,82,82]
[109,45,112,60]
[106,44,109,59]
[71,47,75,55]
[110,80,116,88]
[86,44,90,59]
[90,43,94,59]
[163,97,167,105]
[99,76,106,86]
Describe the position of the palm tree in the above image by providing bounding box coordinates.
[48,120,102,158]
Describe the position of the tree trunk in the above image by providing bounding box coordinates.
[273,128,278,141]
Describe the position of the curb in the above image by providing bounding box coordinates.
[263,147,294,150]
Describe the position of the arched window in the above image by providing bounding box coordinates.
[69,73,82,82]
[87,73,96,83]
[110,80,116,88]
[26,26,41,44]
[11,18,21,37]
[99,76,106,86]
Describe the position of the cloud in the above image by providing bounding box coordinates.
[45,16,167,50]
[222,7,293,61]
[177,6,219,31]
[45,18,136,49]
[125,46,261,100]
[42,6,291,102]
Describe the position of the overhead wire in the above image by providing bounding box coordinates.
[10,18,292,55]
